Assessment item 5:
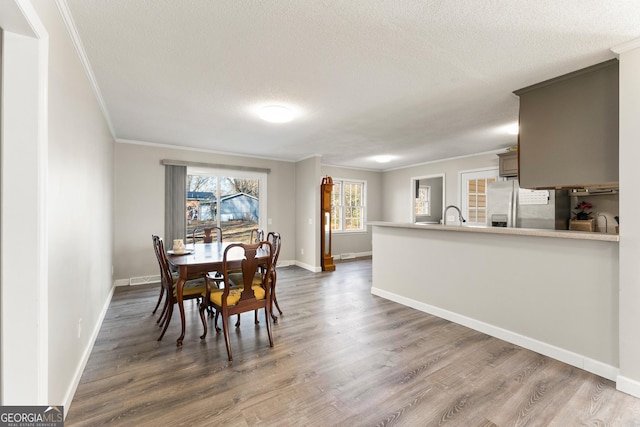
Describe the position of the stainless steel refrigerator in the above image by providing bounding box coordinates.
[486,181,569,229]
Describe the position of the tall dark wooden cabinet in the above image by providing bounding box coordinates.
[320,176,335,271]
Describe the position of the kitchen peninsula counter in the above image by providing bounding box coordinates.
[368,221,619,242]
[370,221,620,383]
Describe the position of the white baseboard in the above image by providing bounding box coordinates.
[114,278,130,287]
[295,260,321,272]
[337,251,372,260]
[617,375,640,398]
[371,287,619,382]
[63,283,116,417]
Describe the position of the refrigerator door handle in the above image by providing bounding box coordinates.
[511,185,518,228]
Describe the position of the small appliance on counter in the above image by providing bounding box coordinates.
[486,180,569,229]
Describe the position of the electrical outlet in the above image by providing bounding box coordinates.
[301,248,304,255]
[268,218,272,225]
[77,318,82,338]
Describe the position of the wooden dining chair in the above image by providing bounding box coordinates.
[249,228,264,243]
[227,232,282,323]
[151,235,167,315]
[266,232,283,320]
[199,241,274,361]
[152,235,206,341]
[192,226,222,244]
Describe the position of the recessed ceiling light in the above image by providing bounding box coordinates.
[258,105,295,123]
[374,155,394,163]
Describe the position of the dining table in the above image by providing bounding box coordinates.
[166,242,268,347]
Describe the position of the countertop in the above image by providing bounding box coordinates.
[368,221,619,242]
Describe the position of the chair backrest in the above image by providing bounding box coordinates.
[152,235,175,296]
[221,241,273,310]
[192,226,222,244]
[249,228,264,243]
[266,232,281,269]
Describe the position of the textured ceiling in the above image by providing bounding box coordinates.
[65,0,640,170]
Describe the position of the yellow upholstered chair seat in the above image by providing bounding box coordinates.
[172,277,206,298]
[208,285,265,307]
[228,272,262,288]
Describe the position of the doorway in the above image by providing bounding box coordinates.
[411,174,445,224]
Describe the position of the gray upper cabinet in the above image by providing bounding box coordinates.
[514,60,619,189]
[498,151,518,177]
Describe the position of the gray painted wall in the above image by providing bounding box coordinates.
[321,165,383,258]
[114,143,297,280]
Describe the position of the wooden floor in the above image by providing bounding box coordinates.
[66,258,640,426]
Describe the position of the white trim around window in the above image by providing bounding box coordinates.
[331,178,367,233]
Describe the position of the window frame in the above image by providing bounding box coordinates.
[330,178,367,234]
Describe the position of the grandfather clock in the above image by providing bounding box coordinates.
[320,176,336,271]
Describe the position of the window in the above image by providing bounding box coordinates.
[331,179,366,232]
[186,167,266,243]
[460,169,498,226]
[415,186,430,216]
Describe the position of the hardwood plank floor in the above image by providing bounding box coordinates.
[66,258,640,426]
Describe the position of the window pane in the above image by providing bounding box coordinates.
[219,177,260,242]
[331,179,365,232]
[331,181,342,231]
[186,173,261,243]
[186,175,218,243]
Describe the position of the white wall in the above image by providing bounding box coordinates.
[1,8,46,404]
[37,0,115,408]
[1,0,115,409]
[616,40,640,397]
[114,142,297,280]
[372,225,620,380]
[321,165,382,258]
[382,152,500,222]
[294,156,320,271]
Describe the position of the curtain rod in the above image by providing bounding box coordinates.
[161,159,271,174]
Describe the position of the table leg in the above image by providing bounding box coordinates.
[176,275,186,347]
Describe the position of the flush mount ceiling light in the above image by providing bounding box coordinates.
[373,155,394,163]
[258,105,296,123]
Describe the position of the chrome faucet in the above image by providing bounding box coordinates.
[444,205,466,225]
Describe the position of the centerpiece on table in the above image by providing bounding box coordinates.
[569,201,596,232]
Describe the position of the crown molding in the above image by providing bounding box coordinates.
[611,38,640,56]
[55,0,116,138]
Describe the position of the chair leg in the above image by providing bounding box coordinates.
[235,313,241,327]
[264,307,274,348]
[199,301,208,340]
[222,314,233,361]
[254,310,260,324]
[157,303,173,341]
[157,297,169,326]
[152,287,165,314]
[214,310,221,332]
[272,275,283,315]
[273,293,283,316]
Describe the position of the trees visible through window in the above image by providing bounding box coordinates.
[415,186,430,216]
[186,168,265,243]
[331,179,366,232]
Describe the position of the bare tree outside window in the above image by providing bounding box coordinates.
[186,173,262,243]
